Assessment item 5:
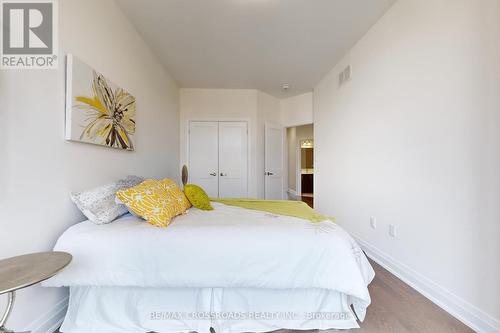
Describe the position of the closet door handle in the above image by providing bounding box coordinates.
[220,173,228,177]
[209,172,217,176]
[265,172,274,176]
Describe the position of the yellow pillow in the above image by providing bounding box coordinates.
[116,179,191,227]
[184,184,213,211]
[158,178,192,213]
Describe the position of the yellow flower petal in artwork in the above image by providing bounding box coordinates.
[116,127,130,146]
[75,96,108,115]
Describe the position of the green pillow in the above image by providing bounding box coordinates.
[184,184,213,211]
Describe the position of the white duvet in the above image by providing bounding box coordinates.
[45,203,374,319]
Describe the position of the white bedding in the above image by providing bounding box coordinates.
[45,202,374,320]
[61,287,360,333]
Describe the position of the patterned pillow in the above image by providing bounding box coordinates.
[115,196,144,219]
[158,178,192,213]
[184,184,213,211]
[70,175,144,225]
[116,179,191,227]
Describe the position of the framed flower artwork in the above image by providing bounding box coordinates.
[65,54,136,150]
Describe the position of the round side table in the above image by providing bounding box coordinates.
[0,252,72,333]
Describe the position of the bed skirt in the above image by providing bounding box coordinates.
[60,286,361,333]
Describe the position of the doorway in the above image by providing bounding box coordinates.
[286,124,314,207]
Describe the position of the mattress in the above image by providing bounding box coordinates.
[45,202,375,331]
[61,286,361,333]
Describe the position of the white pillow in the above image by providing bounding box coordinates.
[70,175,144,224]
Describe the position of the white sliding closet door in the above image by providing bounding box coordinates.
[218,122,248,198]
[188,121,248,198]
[188,122,219,197]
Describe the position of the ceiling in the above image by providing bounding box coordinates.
[116,0,396,98]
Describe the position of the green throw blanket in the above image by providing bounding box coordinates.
[211,198,332,223]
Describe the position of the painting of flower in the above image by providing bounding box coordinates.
[65,54,136,150]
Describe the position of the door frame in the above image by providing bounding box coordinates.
[284,122,314,199]
[296,138,314,196]
[186,118,250,197]
[296,138,302,196]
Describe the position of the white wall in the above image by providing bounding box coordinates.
[0,0,180,330]
[296,124,314,143]
[281,92,313,127]
[314,0,500,331]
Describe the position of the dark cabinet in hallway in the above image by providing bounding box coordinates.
[301,174,314,194]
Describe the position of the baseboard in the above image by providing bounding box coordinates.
[25,296,68,333]
[354,236,500,333]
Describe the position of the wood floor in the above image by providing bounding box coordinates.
[272,260,474,333]
[55,260,473,333]
[301,195,314,208]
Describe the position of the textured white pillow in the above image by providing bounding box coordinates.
[70,175,144,225]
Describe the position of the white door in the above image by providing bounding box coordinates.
[265,123,284,199]
[188,121,219,197]
[218,122,248,198]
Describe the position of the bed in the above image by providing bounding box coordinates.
[44,202,375,333]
